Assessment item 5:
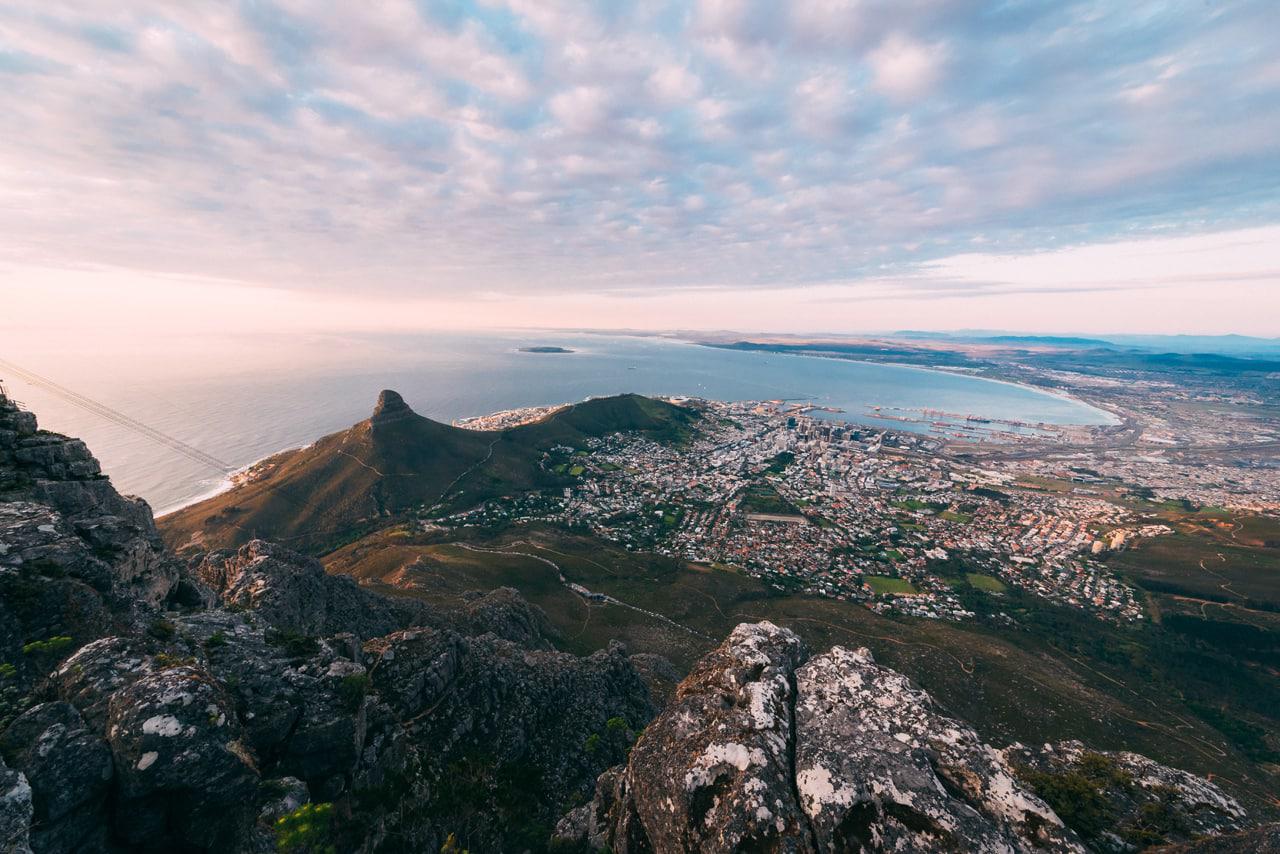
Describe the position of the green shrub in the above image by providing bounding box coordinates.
[147,619,176,640]
[1076,751,1133,789]
[266,629,320,659]
[583,733,601,753]
[1121,785,1187,846]
[338,673,371,712]
[0,662,16,679]
[22,636,73,657]
[274,802,335,854]
[1020,766,1112,840]
[1020,752,1131,842]
[204,631,228,649]
[605,716,628,733]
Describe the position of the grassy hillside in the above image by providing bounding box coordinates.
[325,521,1280,818]
[159,391,696,553]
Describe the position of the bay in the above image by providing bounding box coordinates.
[2,331,1113,514]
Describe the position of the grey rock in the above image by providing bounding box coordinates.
[1003,740,1247,852]
[105,665,258,852]
[0,397,184,704]
[587,621,812,853]
[458,586,557,649]
[564,623,1250,854]
[0,756,32,854]
[0,702,112,854]
[793,645,1077,853]
[49,636,158,729]
[192,539,426,640]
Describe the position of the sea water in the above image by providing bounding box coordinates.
[2,331,1113,514]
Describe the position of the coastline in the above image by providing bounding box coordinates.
[148,335,1118,516]
[154,442,311,519]
[688,341,1119,426]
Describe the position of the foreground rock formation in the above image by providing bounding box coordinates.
[0,393,655,852]
[0,389,1268,853]
[556,622,1250,853]
[1,394,188,702]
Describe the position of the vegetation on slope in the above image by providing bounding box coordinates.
[159,392,697,553]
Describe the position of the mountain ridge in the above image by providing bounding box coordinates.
[159,390,696,554]
[1,388,1275,852]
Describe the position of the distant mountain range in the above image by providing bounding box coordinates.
[891,330,1280,356]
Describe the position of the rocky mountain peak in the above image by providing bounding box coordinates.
[371,388,412,422]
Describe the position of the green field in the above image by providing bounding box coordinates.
[964,573,1007,592]
[864,574,918,595]
[739,481,797,515]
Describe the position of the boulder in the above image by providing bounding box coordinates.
[50,636,157,729]
[105,665,258,852]
[0,702,112,854]
[561,622,1250,854]
[619,621,812,852]
[793,645,1077,852]
[191,539,427,640]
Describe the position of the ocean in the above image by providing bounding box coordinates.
[2,331,1113,515]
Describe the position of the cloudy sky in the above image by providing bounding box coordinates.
[3,0,1279,337]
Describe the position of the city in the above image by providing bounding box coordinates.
[436,397,1197,622]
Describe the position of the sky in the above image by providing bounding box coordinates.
[2,0,1279,339]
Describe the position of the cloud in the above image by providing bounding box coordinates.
[549,85,612,134]
[0,0,1276,335]
[868,33,946,101]
[647,63,701,103]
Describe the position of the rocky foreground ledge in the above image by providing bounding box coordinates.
[0,392,657,853]
[556,622,1250,854]
[0,389,1271,853]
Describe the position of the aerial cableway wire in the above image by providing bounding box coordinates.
[0,357,236,474]
[0,358,354,540]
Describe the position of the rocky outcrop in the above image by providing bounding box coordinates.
[1003,741,1247,852]
[0,394,185,715]
[359,629,657,850]
[370,388,412,423]
[793,644,1079,852]
[191,539,428,640]
[106,665,257,851]
[2,591,658,853]
[0,702,112,853]
[0,395,181,609]
[455,586,558,649]
[559,622,1248,854]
